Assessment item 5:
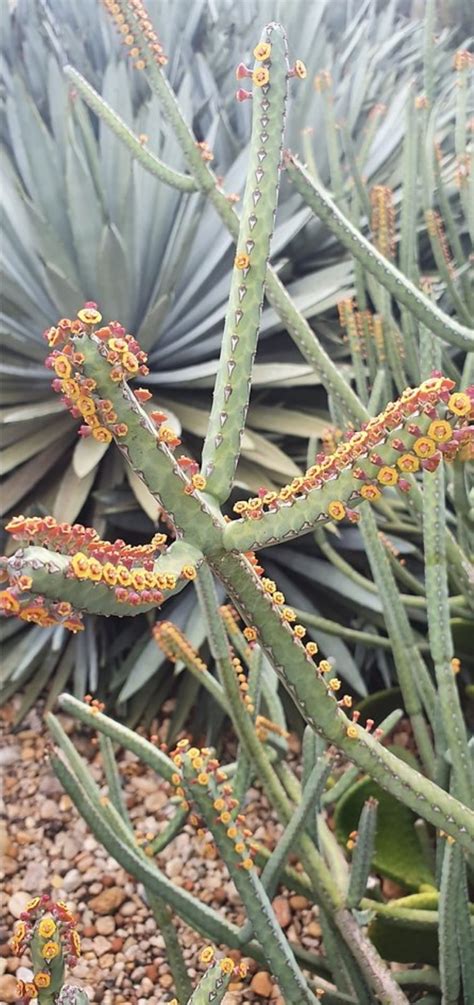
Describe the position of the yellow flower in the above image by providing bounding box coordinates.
[360,483,382,501]
[293,624,306,638]
[346,725,359,739]
[327,500,346,521]
[191,473,207,491]
[242,857,253,869]
[220,957,235,974]
[71,929,81,956]
[34,973,51,989]
[377,466,398,486]
[42,940,60,960]
[413,436,436,458]
[24,984,38,999]
[295,59,307,79]
[328,677,341,691]
[53,354,72,379]
[38,917,56,939]
[306,641,318,656]
[448,392,471,416]
[428,419,452,442]
[197,772,209,786]
[14,921,27,942]
[234,252,250,270]
[92,426,113,444]
[182,565,196,580]
[77,307,102,325]
[253,41,271,61]
[0,591,20,616]
[70,552,90,579]
[396,453,419,473]
[200,945,215,964]
[253,66,270,86]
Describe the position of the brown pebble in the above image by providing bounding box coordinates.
[110,937,124,953]
[89,886,126,915]
[250,971,274,997]
[82,925,97,938]
[271,895,291,929]
[289,895,310,911]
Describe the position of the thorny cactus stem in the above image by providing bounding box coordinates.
[10,896,87,1004]
[1,304,474,851]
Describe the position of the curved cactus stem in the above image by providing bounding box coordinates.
[7,540,203,616]
[211,550,474,850]
[77,334,222,550]
[185,961,233,1005]
[285,154,474,353]
[222,391,456,555]
[181,751,319,1005]
[63,66,199,192]
[201,24,289,501]
[54,696,176,782]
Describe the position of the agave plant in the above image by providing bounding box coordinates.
[1,0,471,721]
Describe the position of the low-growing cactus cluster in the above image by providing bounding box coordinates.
[3,0,474,1001]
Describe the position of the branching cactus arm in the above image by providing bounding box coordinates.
[223,378,472,553]
[200,25,290,501]
[284,153,474,353]
[63,66,199,192]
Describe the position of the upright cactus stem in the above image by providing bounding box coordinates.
[201,25,296,502]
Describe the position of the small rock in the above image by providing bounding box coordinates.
[8,892,29,919]
[307,921,322,938]
[165,857,183,879]
[289,895,309,911]
[144,791,168,813]
[0,974,17,1002]
[95,916,116,936]
[119,900,137,917]
[63,868,82,893]
[0,856,17,877]
[272,896,291,929]
[93,935,112,957]
[0,748,20,768]
[22,862,48,890]
[40,798,59,820]
[110,937,124,953]
[89,887,126,915]
[15,967,33,983]
[250,971,274,997]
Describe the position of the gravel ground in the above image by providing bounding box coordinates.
[0,698,324,1004]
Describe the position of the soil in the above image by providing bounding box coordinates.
[0,698,325,1004]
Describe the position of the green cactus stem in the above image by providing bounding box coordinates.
[200,24,290,501]
[284,153,474,353]
[223,377,468,554]
[64,66,199,192]
[5,540,203,620]
[210,549,474,851]
[180,747,319,1005]
[185,958,235,1005]
[346,798,378,909]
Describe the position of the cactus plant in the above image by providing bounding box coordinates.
[2,0,474,1000]
[3,0,472,719]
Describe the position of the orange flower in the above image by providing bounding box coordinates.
[24,984,38,999]
[253,66,270,86]
[0,591,20,615]
[253,41,271,61]
[71,928,81,956]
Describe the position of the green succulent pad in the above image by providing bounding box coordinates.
[369,896,438,966]
[335,756,435,891]
[355,688,404,723]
